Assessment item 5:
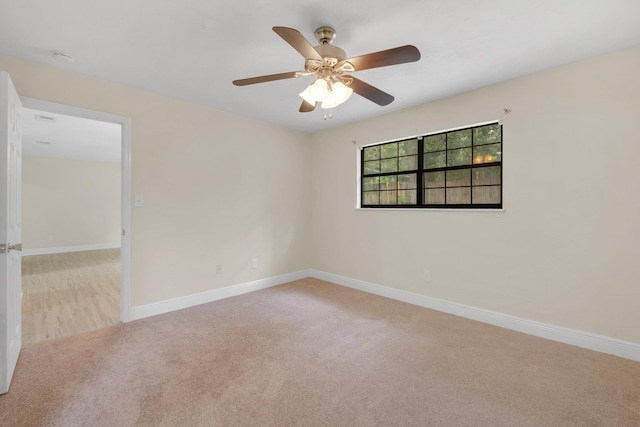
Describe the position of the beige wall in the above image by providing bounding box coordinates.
[309,46,640,344]
[22,155,121,249]
[3,45,639,345]
[0,54,312,307]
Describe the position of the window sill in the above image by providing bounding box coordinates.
[356,207,506,212]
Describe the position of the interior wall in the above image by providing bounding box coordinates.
[4,46,639,345]
[309,45,640,345]
[0,54,312,307]
[22,155,121,249]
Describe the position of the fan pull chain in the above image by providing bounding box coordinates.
[323,110,333,121]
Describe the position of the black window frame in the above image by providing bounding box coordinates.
[360,122,503,209]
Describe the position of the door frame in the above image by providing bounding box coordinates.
[20,97,132,322]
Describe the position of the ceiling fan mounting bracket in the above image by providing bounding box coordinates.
[314,26,336,45]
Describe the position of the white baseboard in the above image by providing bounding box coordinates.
[22,242,121,256]
[130,269,312,322]
[125,267,640,362]
[310,269,640,362]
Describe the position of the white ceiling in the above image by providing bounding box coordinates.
[1,0,639,133]
[22,108,121,163]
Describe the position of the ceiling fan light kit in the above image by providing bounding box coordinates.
[232,25,420,116]
[299,78,354,109]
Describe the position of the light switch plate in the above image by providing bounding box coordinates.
[135,195,144,207]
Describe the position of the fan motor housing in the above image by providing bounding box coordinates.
[314,44,346,60]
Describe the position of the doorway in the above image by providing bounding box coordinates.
[19,98,132,344]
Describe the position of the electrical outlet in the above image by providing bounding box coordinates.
[48,235,54,241]
[251,259,258,269]
[216,264,223,274]
[423,270,431,282]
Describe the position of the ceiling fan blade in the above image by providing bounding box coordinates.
[348,76,394,106]
[273,26,323,61]
[299,100,316,113]
[346,45,420,72]
[233,71,300,86]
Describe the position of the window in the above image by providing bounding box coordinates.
[361,122,502,209]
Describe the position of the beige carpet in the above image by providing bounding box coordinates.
[1,278,639,426]
[22,249,121,345]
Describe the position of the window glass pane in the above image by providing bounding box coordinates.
[399,139,418,156]
[424,171,445,188]
[473,143,501,164]
[447,129,472,149]
[363,146,380,161]
[474,124,501,146]
[361,123,501,209]
[379,175,397,189]
[363,191,379,205]
[447,148,472,167]
[397,174,417,189]
[472,186,501,204]
[380,142,398,159]
[398,155,417,171]
[446,187,471,204]
[424,188,445,204]
[424,134,446,152]
[363,160,380,175]
[446,169,471,187]
[363,176,380,191]
[424,151,446,169]
[380,191,397,205]
[472,166,501,186]
[398,190,417,205]
[380,158,398,173]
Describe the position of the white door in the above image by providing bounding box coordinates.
[0,71,22,394]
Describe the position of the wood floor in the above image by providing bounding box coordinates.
[21,249,120,345]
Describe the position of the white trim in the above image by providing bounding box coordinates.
[22,242,120,256]
[19,97,133,323]
[120,117,132,322]
[355,146,361,208]
[357,119,501,149]
[356,208,506,212]
[129,270,312,322]
[309,270,640,362]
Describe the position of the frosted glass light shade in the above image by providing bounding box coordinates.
[308,79,329,101]
[321,81,353,109]
[299,86,316,105]
[321,92,338,109]
[332,81,353,104]
[299,79,353,109]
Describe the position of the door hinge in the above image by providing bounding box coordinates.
[122,229,126,236]
[2,243,22,253]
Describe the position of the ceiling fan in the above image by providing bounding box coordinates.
[232,26,421,113]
